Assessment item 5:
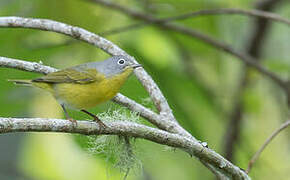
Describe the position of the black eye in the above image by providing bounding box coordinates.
[118,59,125,65]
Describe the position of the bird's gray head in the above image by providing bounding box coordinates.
[82,55,141,77]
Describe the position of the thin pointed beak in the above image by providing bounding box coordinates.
[132,64,142,69]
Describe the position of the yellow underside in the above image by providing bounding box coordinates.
[33,68,133,109]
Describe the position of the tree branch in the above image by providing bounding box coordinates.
[0,117,250,180]
[90,0,288,94]
[246,120,290,174]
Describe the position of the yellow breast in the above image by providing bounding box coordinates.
[52,68,133,109]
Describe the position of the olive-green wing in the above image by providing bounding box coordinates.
[32,68,105,84]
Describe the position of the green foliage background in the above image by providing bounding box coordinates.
[0,0,289,179]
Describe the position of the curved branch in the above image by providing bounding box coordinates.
[0,117,250,179]
[246,120,290,174]
[0,16,173,120]
[91,0,288,93]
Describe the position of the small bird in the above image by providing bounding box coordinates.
[10,55,141,128]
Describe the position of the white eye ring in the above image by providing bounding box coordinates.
[118,59,125,65]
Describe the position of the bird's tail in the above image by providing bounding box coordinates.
[8,79,32,86]
[8,79,53,93]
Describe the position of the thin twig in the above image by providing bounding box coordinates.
[90,0,288,95]
[161,8,290,26]
[246,120,290,174]
[101,7,290,36]
[100,23,145,36]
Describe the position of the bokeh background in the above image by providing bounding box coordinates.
[0,0,290,179]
